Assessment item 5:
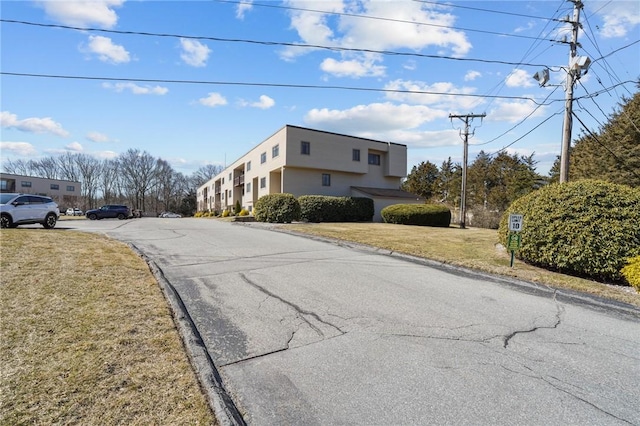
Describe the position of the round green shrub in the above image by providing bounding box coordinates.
[381,204,451,227]
[499,179,640,283]
[254,193,301,223]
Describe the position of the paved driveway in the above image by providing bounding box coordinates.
[64,218,640,425]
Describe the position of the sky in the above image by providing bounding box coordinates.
[1,0,639,178]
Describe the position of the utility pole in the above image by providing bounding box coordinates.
[449,113,486,229]
[559,0,584,183]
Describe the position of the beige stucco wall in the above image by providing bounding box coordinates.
[197,125,408,213]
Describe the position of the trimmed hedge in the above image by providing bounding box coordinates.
[381,204,451,227]
[299,195,374,222]
[499,180,640,283]
[254,193,301,223]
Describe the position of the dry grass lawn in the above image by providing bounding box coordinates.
[285,222,640,307]
[0,230,215,425]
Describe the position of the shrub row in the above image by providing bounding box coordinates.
[254,193,301,223]
[499,179,640,283]
[381,204,451,227]
[298,195,374,222]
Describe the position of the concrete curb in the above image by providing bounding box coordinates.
[130,245,246,426]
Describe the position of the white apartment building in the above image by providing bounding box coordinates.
[197,125,421,221]
[0,173,82,208]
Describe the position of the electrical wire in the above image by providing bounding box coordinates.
[411,0,559,21]
[0,19,554,68]
[213,0,556,42]
[487,109,564,156]
[0,71,551,103]
[571,111,640,180]
[474,85,561,147]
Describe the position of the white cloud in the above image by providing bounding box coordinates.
[236,0,253,19]
[199,92,228,107]
[282,0,471,61]
[320,54,385,78]
[505,69,534,88]
[464,70,481,81]
[102,82,168,95]
[180,39,211,67]
[37,0,123,28]
[85,35,130,64]
[514,21,536,33]
[305,102,459,148]
[1,111,69,137]
[590,1,640,38]
[305,102,448,132]
[383,79,482,110]
[65,142,84,152]
[0,142,38,156]
[239,95,275,109]
[487,100,545,123]
[95,150,119,160]
[86,131,110,142]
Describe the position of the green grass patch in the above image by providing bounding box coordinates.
[0,230,215,425]
[285,223,640,307]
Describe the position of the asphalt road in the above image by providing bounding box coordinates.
[62,217,640,426]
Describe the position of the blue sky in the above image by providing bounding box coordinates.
[1,0,639,177]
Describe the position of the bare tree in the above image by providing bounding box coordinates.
[192,164,223,188]
[75,154,101,208]
[57,152,80,182]
[31,156,60,179]
[1,158,36,175]
[98,159,119,206]
[117,149,158,211]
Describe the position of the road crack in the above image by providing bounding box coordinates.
[239,273,345,337]
[503,291,565,349]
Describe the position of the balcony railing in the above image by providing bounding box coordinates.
[234,175,245,187]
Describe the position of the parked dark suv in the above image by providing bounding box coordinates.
[85,205,131,220]
[0,193,60,229]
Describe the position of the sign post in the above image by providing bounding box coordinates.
[508,214,523,267]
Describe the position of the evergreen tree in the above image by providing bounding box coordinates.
[437,157,461,204]
[402,161,440,200]
[570,90,640,187]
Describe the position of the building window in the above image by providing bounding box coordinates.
[260,177,266,188]
[301,141,310,155]
[272,144,279,158]
[229,173,232,181]
[246,182,251,193]
[261,152,267,164]
[222,177,225,184]
[322,173,331,186]
[246,161,251,171]
[353,149,360,162]
[50,184,60,190]
[368,153,381,165]
[0,180,7,191]
[66,185,75,191]
[21,181,32,188]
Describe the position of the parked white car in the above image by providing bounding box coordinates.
[159,212,182,218]
[0,193,60,229]
[66,208,84,216]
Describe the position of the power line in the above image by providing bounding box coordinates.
[0,19,553,69]
[213,0,555,42]
[0,71,552,103]
[475,85,562,146]
[571,111,640,180]
[488,109,564,156]
[411,0,559,21]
